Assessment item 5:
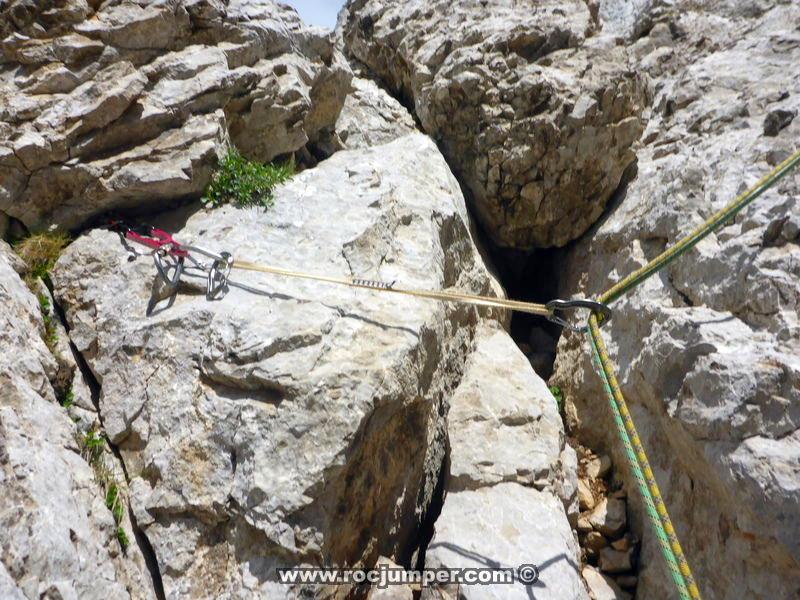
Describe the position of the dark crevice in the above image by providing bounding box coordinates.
[478,157,640,368]
[343,54,425,131]
[129,518,167,600]
[414,437,449,573]
[669,275,696,307]
[80,195,206,238]
[50,296,167,600]
[198,372,287,406]
[482,241,567,380]
[0,212,27,243]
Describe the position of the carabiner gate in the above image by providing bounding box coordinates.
[153,250,184,288]
[207,252,233,300]
[546,299,612,333]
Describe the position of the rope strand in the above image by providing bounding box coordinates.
[600,148,800,306]
[585,147,800,599]
[587,330,692,600]
[232,259,552,316]
[588,316,701,599]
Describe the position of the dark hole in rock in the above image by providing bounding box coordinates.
[484,244,564,380]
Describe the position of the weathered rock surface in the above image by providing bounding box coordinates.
[0,242,156,599]
[447,324,565,491]
[367,556,414,600]
[52,133,515,598]
[0,0,351,231]
[6,1,797,599]
[340,0,650,248]
[587,498,626,539]
[423,325,587,599]
[552,1,800,598]
[598,547,632,574]
[334,73,418,151]
[425,484,587,600]
[585,532,607,556]
[0,241,58,398]
[582,565,630,600]
[578,478,596,510]
[585,454,611,480]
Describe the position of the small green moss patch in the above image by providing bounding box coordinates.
[549,385,564,411]
[116,527,130,550]
[60,385,75,409]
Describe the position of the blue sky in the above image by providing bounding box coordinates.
[284,0,345,29]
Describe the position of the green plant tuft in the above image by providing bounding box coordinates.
[78,427,130,551]
[202,147,294,209]
[14,231,70,287]
[549,385,564,410]
[116,527,130,550]
[80,428,107,473]
[37,293,59,351]
[60,385,75,409]
[105,483,125,524]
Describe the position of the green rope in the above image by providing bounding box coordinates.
[587,330,691,600]
[588,315,702,598]
[577,148,800,600]
[600,148,800,306]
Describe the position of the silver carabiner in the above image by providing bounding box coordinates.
[546,299,612,333]
[181,243,226,262]
[153,251,184,288]
[207,252,233,300]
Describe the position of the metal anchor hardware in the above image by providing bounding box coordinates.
[545,299,612,333]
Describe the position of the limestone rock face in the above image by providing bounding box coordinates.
[0,0,351,231]
[334,74,418,151]
[552,1,800,598]
[424,484,587,600]
[0,241,58,400]
[423,325,587,600]
[339,0,650,248]
[587,498,626,539]
[52,133,510,598]
[582,565,630,600]
[0,242,156,600]
[367,557,414,600]
[446,325,566,493]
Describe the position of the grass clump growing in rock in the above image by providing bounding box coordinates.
[105,483,129,550]
[37,293,59,352]
[14,231,70,288]
[115,527,130,550]
[14,232,70,352]
[81,428,105,464]
[79,427,130,552]
[59,385,75,408]
[203,147,294,209]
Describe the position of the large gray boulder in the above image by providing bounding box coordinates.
[51,133,520,598]
[423,325,587,600]
[339,0,650,248]
[0,241,157,600]
[446,324,571,497]
[552,1,800,598]
[0,0,351,231]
